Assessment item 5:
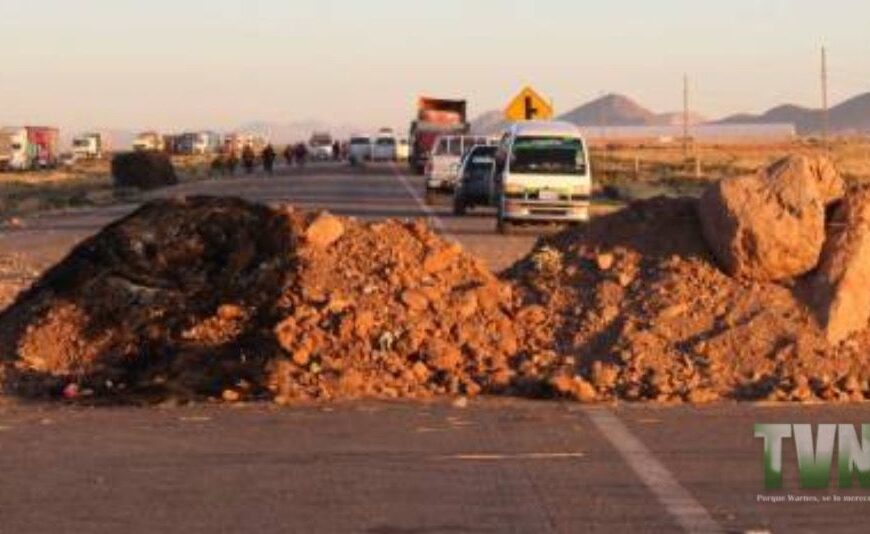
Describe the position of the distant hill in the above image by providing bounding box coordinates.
[469,110,509,135]
[558,93,657,127]
[715,92,870,135]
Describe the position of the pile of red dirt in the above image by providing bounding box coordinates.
[0,196,545,402]
[508,196,870,404]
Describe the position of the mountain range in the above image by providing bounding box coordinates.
[471,91,870,136]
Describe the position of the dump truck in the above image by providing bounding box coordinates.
[409,97,469,174]
[72,132,107,160]
[0,126,59,170]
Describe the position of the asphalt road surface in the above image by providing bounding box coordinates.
[1,162,868,534]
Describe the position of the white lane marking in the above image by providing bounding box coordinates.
[584,408,724,533]
[391,164,451,236]
[393,162,721,533]
[442,453,585,461]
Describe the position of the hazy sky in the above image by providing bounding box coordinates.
[0,0,867,132]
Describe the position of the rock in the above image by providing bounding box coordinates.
[426,340,462,371]
[400,289,429,311]
[699,154,844,281]
[222,389,241,402]
[305,213,345,248]
[423,244,461,274]
[595,253,615,271]
[812,188,870,344]
[111,151,178,190]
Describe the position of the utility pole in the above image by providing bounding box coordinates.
[821,46,830,151]
[598,91,607,140]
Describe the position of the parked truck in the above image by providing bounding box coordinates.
[132,131,165,152]
[409,97,469,175]
[0,126,60,171]
[72,132,107,160]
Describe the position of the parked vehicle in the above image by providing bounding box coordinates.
[192,132,222,154]
[223,133,267,156]
[309,132,334,160]
[133,131,165,152]
[452,145,499,215]
[493,121,592,234]
[72,132,107,160]
[0,126,59,170]
[171,132,222,155]
[425,135,496,193]
[396,138,410,161]
[372,133,397,161]
[409,97,469,174]
[348,135,372,165]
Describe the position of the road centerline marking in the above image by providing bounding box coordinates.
[391,164,451,236]
[583,407,724,533]
[393,162,720,533]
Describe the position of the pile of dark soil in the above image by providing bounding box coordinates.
[0,197,543,402]
[112,151,178,190]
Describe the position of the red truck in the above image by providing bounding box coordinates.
[408,97,469,174]
[0,126,59,170]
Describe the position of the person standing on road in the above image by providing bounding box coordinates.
[226,150,239,176]
[294,143,308,168]
[242,145,256,174]
[210,154,224,178]
[262,144,277,175]
[284,144,295,167]
[332,141,341,161]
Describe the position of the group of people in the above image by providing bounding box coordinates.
[211,139,350,177]
[211,143,308,176]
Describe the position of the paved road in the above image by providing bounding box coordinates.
[1,163,868,533]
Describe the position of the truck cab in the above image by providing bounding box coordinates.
[0,128,28,170]
[494,121,592,233]
[72,133,104,160]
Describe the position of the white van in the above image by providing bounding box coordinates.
[372,134,397,162]
[348,135,372,164]
[426,135,496,192]
[494,121,592,233]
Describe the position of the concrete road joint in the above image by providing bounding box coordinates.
[583,407,724,533]
[393,162,721,533]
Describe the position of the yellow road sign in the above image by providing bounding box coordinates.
[504,86,554,121]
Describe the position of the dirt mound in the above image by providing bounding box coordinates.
[509,196,870,404]
[112,151,179,190]
[0,197,536,402]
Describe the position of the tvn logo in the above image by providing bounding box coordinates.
[755,424,870,489]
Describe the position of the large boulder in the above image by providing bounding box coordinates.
[812,188,870,344]
[699,155,844,281]
[112,151,179,191]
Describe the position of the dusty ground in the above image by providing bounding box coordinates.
[591,136,870,199]
[0,154,215,218]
